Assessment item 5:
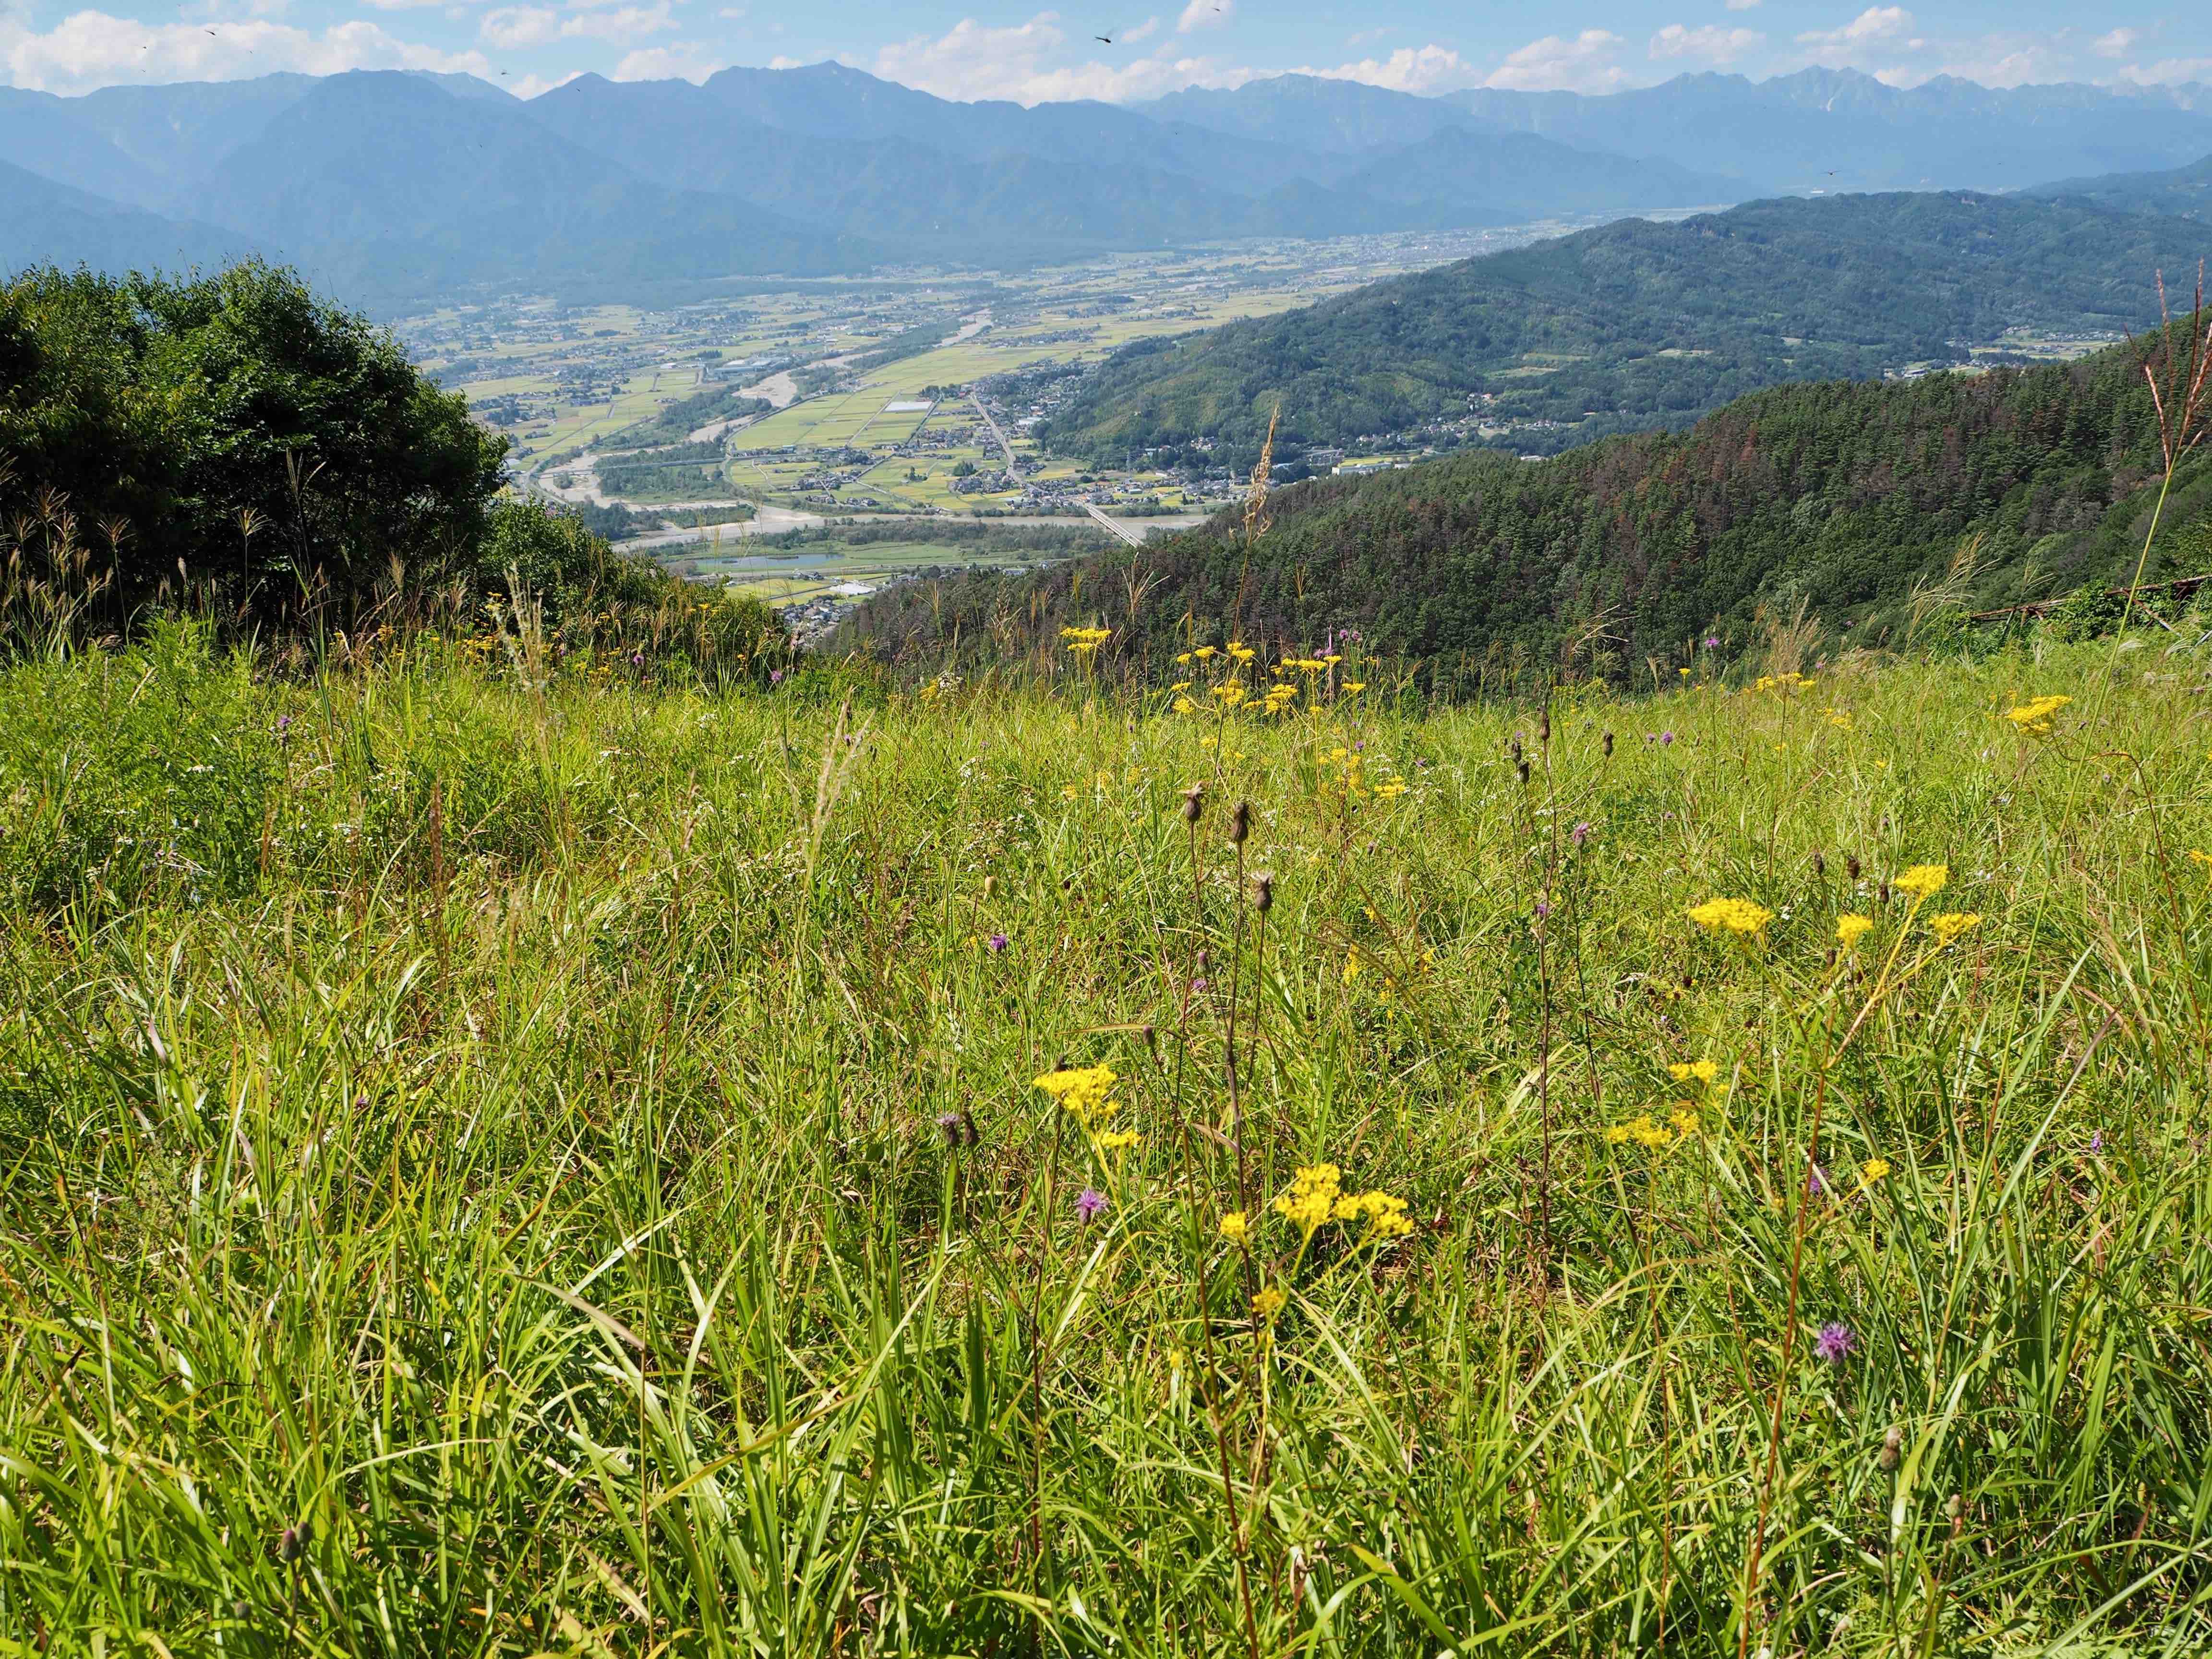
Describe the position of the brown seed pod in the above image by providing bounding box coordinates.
[1846,854,1862,881]
[1229,800,1250,845]
[1516,758,1531,785]
[1253,873,1275,913]
[1181,782,1204,825]
[1813,850,1826,877]
[1538,708,1551,745]
[1602,730,1614,757]
[1879,1424,1904,1471]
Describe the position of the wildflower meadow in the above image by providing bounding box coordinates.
[3,622,2211,1655]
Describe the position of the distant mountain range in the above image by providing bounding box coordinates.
[3,62,2211,312]
[1040,191,2212,467]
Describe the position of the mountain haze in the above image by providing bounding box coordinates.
[9,63,2212,308]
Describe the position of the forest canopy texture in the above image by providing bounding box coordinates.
[846,321,2212,678]
[1040,192,2212,469]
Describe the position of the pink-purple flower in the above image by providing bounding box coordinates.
[1815,1322,1855,1365]
[1076,1188,1107,1222]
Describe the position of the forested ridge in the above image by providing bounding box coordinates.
[846,322,2212,677]
[1041,192,2212,469]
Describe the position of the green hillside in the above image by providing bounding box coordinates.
[850,320,2212,674]
[1039,192,2212,469]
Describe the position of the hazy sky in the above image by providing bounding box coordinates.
[3,0,2203,104]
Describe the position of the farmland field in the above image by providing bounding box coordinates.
[6,624,2212,1653]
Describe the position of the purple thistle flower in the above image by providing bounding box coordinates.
[1704,636,1720,649]
[937,1112,962,1143]
[1533,898,1551,919]
[1658,731,1676,746]
[1076,1187,1107,1222]
[1807,1164,1828,1196]
[769,668,784,685]
[1815,1322,1855,1365]
[986,932,1009,953]
[2088,1129,2104,1153]
[1571,820,1591,847]
[275,713,292,734]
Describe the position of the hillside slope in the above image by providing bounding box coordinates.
[0,160,256,277]
[848,323,2212,675]
[2028,154,2212,224]
[1039,192,2212,469]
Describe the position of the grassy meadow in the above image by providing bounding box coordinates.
[3,625,2212,1655]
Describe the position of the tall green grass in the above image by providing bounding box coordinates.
[3,625,2211,1655]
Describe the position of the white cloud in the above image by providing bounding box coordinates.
[1724,0,1761,9]
[613,42,721,80]
[1650,24,1763,64]
[1796,6,1911,53]
[509,66,582,96]
[1483,28,1628,93]
[870,13,1250,104]
[481,0,669,49]
[2120,55,2212,86]
[1,10,485,94]
[2093,28,2137,58]
[1123,15,1159,43]
[1176,0,1228,34]
[1299,44,1474,95]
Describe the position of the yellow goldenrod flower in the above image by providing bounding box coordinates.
[1193,645,1216,660]
[1218,1210,1250,1243]
[1861,1157,1892,1183]
[1342,951,1361,985]
[1342,680,1366,694]
[1095,1129,1142,1152]
[2003,693,2071,737]
[1687,896,1775,935]
[1251,1285,1286,1321]
[1062,783,1080,800]
[1271,1163,1343,1235]
[1668,1106,1701,1137]
[1033,1065,1117,1120]
[1172,696,1197,714]
[1927,911,1981,947]
[1667,1058,1720,1084]
[1895,864,1948,900]
[1836,914,1874,950]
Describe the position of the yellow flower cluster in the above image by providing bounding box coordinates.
[1895,864,1948,900]
[1218,1210,1250,1242]
[1836,914,1874,950]
[1687,896,1775,935]
[1605,1113,1682,1151]
[1753,672,1814,692]
[1033,1065,1117,1122]
[1267,1164,1413,1240]
[1251,1285,1287,1321]
[1927,911,1981,947]
[1861,1157,1892,1183]
[1095,1129,1142,1152]
[1668,1058,1719,1085]
[2004,694,2071,738]
[1059,625,1111,655]
[1261,682,1299,714]
[1226,642,1257,664]
[1273,1163,1342,1234]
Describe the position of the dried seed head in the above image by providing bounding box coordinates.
[1878,881,1891,905]
[1229,800,1250,845]
[1253,873,1274,913]
[1846,854,1862,881]
[1538,708,1551,745]
[1181,783,1204,825]
[1516,758,1531,785]
[961,1108,981,1147]
[983,875,997,898]
[1142,1023,1159,1059]
[1508,735,1523,764]
[1879,1424,1903,1471]
[1813,850,1826,877]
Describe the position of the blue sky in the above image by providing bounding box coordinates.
[2,0,2203,104]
